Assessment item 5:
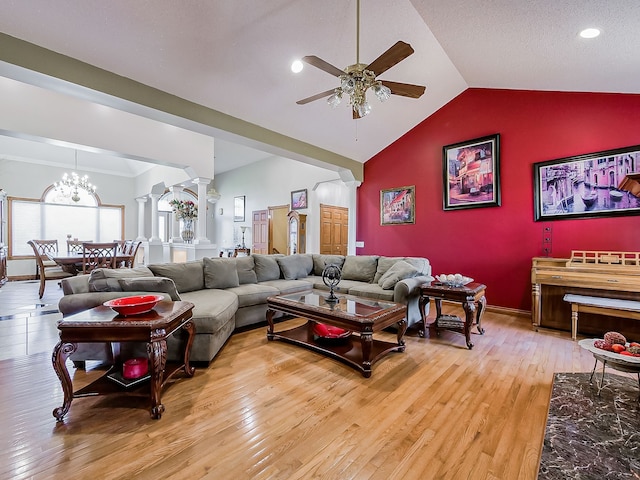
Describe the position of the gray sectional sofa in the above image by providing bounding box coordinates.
[59,253,433,364]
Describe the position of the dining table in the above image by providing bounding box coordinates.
[47,252,135,274]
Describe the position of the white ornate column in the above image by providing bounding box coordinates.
[148,193,162,244]
[169,185,184,243]
[192,177,211,245]
[135,196,148,241]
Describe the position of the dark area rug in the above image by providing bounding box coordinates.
[538,372,640,479]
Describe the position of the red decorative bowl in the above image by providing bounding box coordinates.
[104,295,164,316]
[122,357,149,379]
[312,322,351,339]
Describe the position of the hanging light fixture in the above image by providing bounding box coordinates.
[53,150,97,202]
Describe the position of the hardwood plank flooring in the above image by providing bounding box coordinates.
[0,306,621,480]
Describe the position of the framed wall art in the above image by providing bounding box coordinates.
[533,144,640,221]
[291,189,308,210]
[380,185,415,225]
[443,134,501,211]
[234,195,245,222]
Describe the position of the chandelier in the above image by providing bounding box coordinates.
[53,150,96,202]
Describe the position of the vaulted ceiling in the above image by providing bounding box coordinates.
[0,0,638,176]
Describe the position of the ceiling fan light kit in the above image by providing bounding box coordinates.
[296,0,426,119]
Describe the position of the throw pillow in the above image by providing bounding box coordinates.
[235,256,258,284]
[341,255,379,283]
[148,261,204,293]
[276,254,311,280]
[203,257,240,289]
[88,265,154,292]
[373,257,404,284]
[378,260,420,290]
[312,254,345,276]
[118,277,181,301]
[253,254,283,282]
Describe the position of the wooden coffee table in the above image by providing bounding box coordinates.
[266,290,407,377]
[418,282,486,349]
[52,300,195,421]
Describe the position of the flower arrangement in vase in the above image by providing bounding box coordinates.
[170,199,198,243]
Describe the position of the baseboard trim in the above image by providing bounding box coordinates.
[439,299,530,319]
[6,275,36,282]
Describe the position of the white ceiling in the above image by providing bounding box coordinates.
[0,0,638,175]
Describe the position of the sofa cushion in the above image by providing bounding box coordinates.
[226,283,279,308]
[378,260,420,290]
[260,278,314,295]
[236,256,258,284]
[253,254,283,282]
[148,261,204,293]
[347,283,396,302]
[341,255,379,283]
[118,277,181,301]
[403,257,430,276]
[178,289,238,335]
[373,257,404,284]
[312,254,345,276]
[276,254,313,280]
[88,266,154,292]
[203,257,240,289]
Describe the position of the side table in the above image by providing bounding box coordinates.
[52,300,195,421]
[418,282,487,349]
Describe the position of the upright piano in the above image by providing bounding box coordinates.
[531,250,640,339]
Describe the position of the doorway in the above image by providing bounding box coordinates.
[252,205,289,254]
[319,204,348,255]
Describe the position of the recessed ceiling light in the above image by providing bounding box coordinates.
[291,60,304,73]
[579,28,600,39]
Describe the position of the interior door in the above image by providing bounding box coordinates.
[320,204,348,255]
[268,204,289,254]
[251,210,269,254]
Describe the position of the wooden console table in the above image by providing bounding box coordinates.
[418,282,486,349]
[52,300,195,421]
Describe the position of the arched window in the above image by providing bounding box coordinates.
[9,185,123,257]
[157,190,197,242]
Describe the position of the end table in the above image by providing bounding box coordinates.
[418,282,486,349]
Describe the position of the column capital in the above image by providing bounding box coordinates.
[191,177,212,186]
[136,196,148,204]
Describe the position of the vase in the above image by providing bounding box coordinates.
[182,219,194,243]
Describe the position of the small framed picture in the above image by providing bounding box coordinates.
[291,189,308,210]
[443,134,501,210]
[234,195,245,222]
[380,186,415,225]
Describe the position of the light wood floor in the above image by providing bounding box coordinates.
[0,305,603,480]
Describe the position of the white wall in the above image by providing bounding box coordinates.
[211,156,350,253]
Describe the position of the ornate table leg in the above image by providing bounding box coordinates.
[434,298,443,337]
[462,298,477,349]
[181,320,195,377]
[52,341,77,422]
[360,330,373,378]
[476,295,486,335]
[396,318,407,351]
[148,332,167,420]
[266,309,276,340]
[418,294,430,338]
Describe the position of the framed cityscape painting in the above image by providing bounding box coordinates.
[442,134,501,211]
[380,185,415,225]
[533,144,640,221]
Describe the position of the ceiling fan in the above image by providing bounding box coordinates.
[296,0,426,119]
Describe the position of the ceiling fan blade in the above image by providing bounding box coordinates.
[380,80,426,99]
[366,41,415,77]
[296,89,336,105]
[302,56,345,77]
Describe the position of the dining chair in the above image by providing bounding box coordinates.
[124,240,143,268]
[67,239,92,255]
[27,239,73,298]
[82,242,118,273]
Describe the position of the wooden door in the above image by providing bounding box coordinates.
[268,205,289,255]
[320,204,348,255]
[251,210,269,254]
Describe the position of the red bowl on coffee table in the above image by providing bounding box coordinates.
[104,295,164,316]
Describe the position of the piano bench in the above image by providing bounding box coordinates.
[563,294,640,340]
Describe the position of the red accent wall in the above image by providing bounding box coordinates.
[358,88,640,311]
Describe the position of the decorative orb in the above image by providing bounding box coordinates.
[322,264,342,289]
